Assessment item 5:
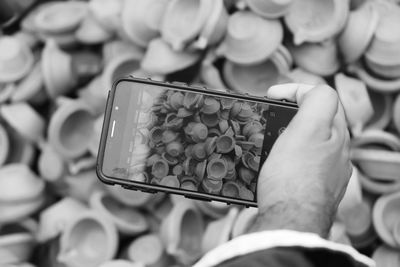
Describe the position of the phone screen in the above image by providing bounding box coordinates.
[102,80,297,203]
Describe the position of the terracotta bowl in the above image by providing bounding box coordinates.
[160,201,204,265]
[372,245,400,267]
[284,0,349,45]
[373,191,400,248]
[11,60,44,103]
[217,11,283,65]
[58,211,119,267]
[365,91,393,130]
[48,98,95,159]
[126,234,170,267]
[90,191,149,236]
[202,207,239,253]
[37,197,88,242]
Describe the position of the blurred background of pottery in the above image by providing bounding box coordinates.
[1,0,400,266]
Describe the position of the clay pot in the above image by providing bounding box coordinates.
[166,142,184,157]
[99,260,145,267]
[201,97,221,114]
[365,1,400,70]
[217,11,283,65]
[195,201,230,219]
[89,191,148,236]
[89,0,123,34]
[160,175,181,188]
[122,0,169,47]
[338,2,379,63]
[102,40,144,67]
[289,39,340,77]
[33,1,87,34]
[183,93,204,110]
[340,199,376,249]
[216,135,235,153]
[352,129,400,151]
[200,50,228,90]
[207,158,228,180]
[195,160,207,180]
[48,98,95,159]
[2,127,35,166]
[244,0,293,19]
[191,0,229,50]
[231,207,258,238]
[334,73,373,135]
[0,84,15,103]
[11,60,44,103]
[187,123,208,142]
[348,63,400,93]
[0,164,45,204]
[102,54,142,90]
[0,102,45,144]
[37,197,88,241]
[0,123,10,167]
[365,56,400,80]
[38,143,66,182]
[373,191,400,248]
[126,234,170,267]
[41,41,78,98]
[58,211,118,267]
[201,178,223,194]
[393,93,400,135]
[202,207,239,253]
[286,68,326,85]
[358,166,400,195]
[141,39,200,75]
[284,0,349,45]
[372,245,400,267]
[223,50,290,96]
[160,201,204,265]
[75,11,113,44]
[161,0,220,50]
[365,91,392,130]
[204,137,218,155]
[0,222,36,264]
[0,36,34,83]
[221,181,241,198]
[352,148,400,181]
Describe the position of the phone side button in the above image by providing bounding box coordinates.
[184,194,211,202]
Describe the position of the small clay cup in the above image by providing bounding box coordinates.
[207,159,228,180]
[221,181,241,198]
[160,175,181,188]
[126,234,170,267]
[216,135,235,153]
[152,159,170,179]
[201,178,223,194]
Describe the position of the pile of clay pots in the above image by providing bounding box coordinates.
[1,0,400,266]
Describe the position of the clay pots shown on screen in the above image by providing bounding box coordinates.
[58,211,119,267]
[125,234,170,267]
[160,201,204,265]
[284,0,349,45]
[48,98,95,159]
[0,164,45,224]
[89,191,149,236]
[0,36,34,83]
[338,2,379,64]
[202,207,239,254]
[335,73,373,135]
[373,191,400,248]
[217,11,283,65]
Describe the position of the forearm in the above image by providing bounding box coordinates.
[249,199,335,238]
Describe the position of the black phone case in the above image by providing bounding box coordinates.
[97,76,298,207]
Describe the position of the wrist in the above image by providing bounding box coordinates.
[250,199,335,238]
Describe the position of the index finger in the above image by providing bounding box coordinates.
[267,83,315,104]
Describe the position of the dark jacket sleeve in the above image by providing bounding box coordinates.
[194,230,374,267]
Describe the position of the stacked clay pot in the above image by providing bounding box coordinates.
[1,0,400,266]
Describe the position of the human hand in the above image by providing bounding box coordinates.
[251,84,352,237]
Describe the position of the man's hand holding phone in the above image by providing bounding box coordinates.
[252,84,352,237]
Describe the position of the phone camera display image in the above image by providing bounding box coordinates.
[100,79,297,205]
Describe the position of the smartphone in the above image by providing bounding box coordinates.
[97,77,298,207]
